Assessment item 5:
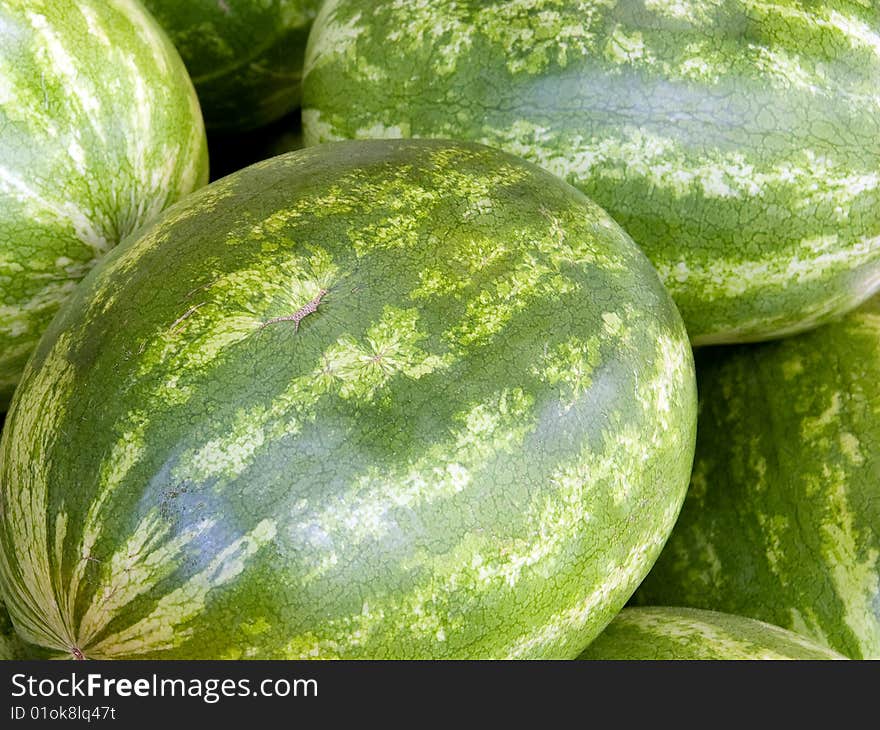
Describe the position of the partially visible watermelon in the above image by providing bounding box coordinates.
[144,0,321,131]
[0,599,25,660]
[0,0,208,408]
[302,0,880,345]
[579,607,846,660]
[0,140,697,659]
[636,295,880,659]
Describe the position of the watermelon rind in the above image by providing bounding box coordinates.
[302,0,880,344]
[579,607,847,660]
[636,295,880,660]
[0,0,208,408]
[0,140,697,659]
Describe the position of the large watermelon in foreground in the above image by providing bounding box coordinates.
[636,295,880,659]
[143,0,321,131]
[0,140,697,659]
[302,0,880,345]
[579,607,846,660]
[0,0,208,408]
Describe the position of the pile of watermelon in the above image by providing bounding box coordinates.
[0,0,876,661]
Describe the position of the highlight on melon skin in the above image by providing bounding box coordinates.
[302,0,880,346]
[0,139,696,660]
[578,607,847,660]
[0,0,209,410]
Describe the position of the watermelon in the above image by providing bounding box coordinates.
[579,607,846,660]
[0,599,26,660]
[302,0,880,345]
[0,0,208,409]
[143,0,321,132]
[0,139,697,659]
[635,295,880,659]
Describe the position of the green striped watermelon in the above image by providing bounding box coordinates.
[579,607,846,660]
[143,0,321,131]
[0,140,697,659]
[302,0,880,345]
[635,294,880,659]
[0,0,208,409]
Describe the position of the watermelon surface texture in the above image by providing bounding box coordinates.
[636,295,880,659]
[143,0,321,131]
[579,607,846,660]
[0,140,697,659]
[302,0,880,345]
[0,0,208,409]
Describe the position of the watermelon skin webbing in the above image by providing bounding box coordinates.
[579,607,847,660]
[0,139,696,659]
[636,294,880,660]
[303,0,880,344]
[0,0,207,408]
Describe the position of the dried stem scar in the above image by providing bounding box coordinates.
[261,288,328,331]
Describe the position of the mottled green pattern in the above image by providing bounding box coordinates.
[0,140,696,659]
[302,0,880,344]
[579,607,846,660]
[636,295,880,659]
[144,0,321,131]
[0,0,208,408]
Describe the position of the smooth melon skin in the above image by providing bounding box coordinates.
[635,295,880,659]
[579,607,846,660]
[0,140,697,659]
[143,0,321,132]
[302,0,880,345]
[0,0,208,409]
